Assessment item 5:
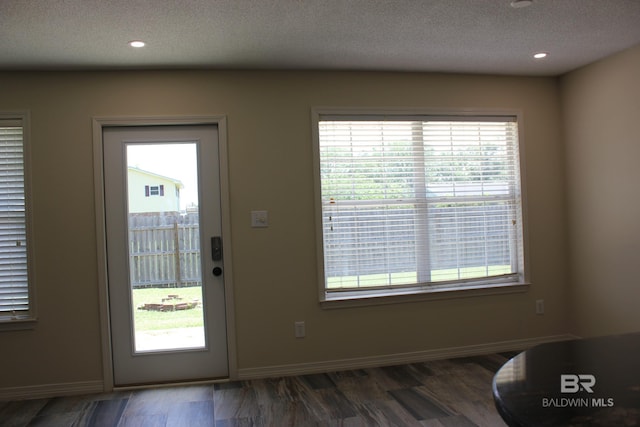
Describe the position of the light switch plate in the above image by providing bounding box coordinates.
[294,321,305,338]
[251,210,269,228]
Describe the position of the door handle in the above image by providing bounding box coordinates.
[211,236,222,261]
[212,267,223,277]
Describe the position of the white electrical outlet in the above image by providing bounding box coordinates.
[536,299,545,315]
[294,321,305,338]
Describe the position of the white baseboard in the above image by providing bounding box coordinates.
[0,335,578,398]
[0,380,104,401]
[237,334,577,380]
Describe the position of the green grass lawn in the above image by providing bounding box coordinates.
[132,286,204,332]
[327,265,512,289]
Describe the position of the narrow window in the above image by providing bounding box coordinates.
[0,114,35,325]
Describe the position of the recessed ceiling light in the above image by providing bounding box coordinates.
[510,0,533,8]
[128,40,146,48]
[533,52,548,59]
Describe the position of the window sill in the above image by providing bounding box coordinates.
[0,316,37,331]
[320,281,530,309]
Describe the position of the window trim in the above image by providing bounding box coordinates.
[0,111,37,329]
[311,107,530,307]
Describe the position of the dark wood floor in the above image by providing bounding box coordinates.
[0,353,515,426]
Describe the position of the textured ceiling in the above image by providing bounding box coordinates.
[1,0,640,76]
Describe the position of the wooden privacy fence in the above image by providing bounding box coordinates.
[128,212,201,288]
[323,203,515,278]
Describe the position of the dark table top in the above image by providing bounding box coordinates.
[492,332,640,426]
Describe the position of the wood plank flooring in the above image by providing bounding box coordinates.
[0,353,515,426]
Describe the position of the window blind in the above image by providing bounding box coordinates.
[0,122,30,315]
[318,117,523,292]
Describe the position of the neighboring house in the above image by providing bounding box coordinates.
[127,167,183,213]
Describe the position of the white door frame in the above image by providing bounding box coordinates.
[92,116,237,390]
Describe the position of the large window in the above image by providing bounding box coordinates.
[0,113,34,326]
[313,111,527,303]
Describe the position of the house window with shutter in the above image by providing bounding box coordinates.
[145,185,164,197]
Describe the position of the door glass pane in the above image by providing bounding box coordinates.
[126,143,205,352]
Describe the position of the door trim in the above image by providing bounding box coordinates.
[92,116,236,391]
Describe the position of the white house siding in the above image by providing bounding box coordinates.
[127,167,182,213]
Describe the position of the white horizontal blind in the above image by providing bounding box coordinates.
[318,117,523,292]
[0,122,30,315]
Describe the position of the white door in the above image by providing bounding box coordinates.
[103,125,228,386]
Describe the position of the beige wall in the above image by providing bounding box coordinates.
[562,44,640,337]
[0,70,568,389]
